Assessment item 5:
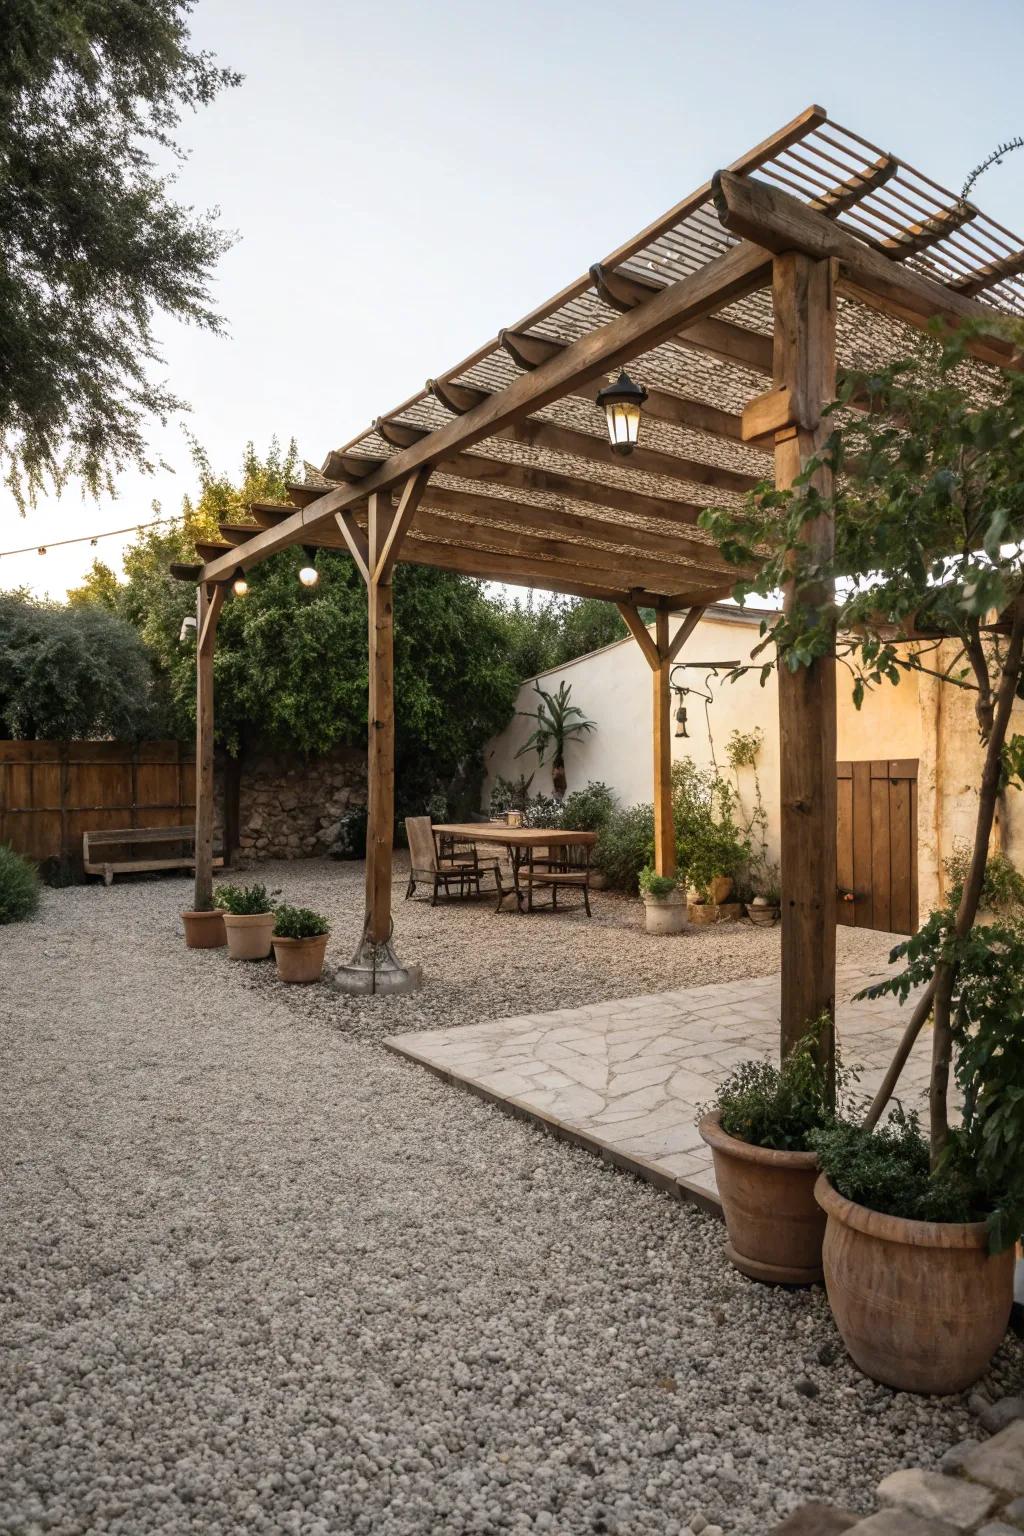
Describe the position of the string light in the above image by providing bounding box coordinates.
[0,515,176,560]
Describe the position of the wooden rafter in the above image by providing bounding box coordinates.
[878,203,977,260]
[199,239,772,584]
[949,247,1024,297]
[809,153,899,216]
[712,171,1022,371]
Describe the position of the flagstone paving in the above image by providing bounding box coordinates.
[385,963,928,1207]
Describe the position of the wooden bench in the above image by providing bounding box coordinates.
[83,826,224,886]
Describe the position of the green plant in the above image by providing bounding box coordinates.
[556,781,617,833]
[593,803,654,893]
[273,905,329,939]
[0,844,40,924]
[214,882,277,916]
[671,758,751,899]
[639,866,679,900]
[488,772,535,817]
[328,807,367,861]
[811,1110,986,1227]
[521,794,563,830]
[515,680,595,797]
[700,1017,850,1152]
[943,841,1024,916]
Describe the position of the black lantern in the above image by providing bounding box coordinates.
[231,566,249,598]
[595,370,648,455]
[674,702,689,738]
[298,545,319,588]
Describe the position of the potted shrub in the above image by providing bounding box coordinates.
[746,866,781,926]
[702,328,1024,1392]
[215,882,278,960]
[698,1020,844,1284]
[272,904,330,983]
[181,897,226,949]
[639,865,685,935]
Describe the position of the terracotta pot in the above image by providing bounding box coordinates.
[815,1174,1014,1394]
[589,870,609,890]
[746,902,780,926]
[688,900,743,926]
[643,888,685,935]
[182,908,226,949]
[699,1110,824,1284]
[708,874,734,904]
[272,933,330,983]
[222,910,276,960]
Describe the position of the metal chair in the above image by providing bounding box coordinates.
[404,817,504,909]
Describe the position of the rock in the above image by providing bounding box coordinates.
[1002,1496,1024,1526]
[794,1378,819,1399]
[960,1421,1024,1500]
[850,1515,958,1535]
[939,1439,979,1476]
[768,1505,859,1535]
[980,1400,1024,1435]
[877,1468,998,1531]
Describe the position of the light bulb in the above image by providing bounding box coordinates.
[298,565,319,587]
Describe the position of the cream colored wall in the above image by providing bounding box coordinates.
[837,668,921,762]
[482,607,785,865]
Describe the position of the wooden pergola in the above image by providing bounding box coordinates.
[176,105,1024,1023]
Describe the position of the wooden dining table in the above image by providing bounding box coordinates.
[433,823,597,912]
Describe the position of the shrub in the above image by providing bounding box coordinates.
[594,803,654,892]
[0,844,40,924]
[943,841,1024,916]
[700,1017,848,1152]
[639,866,679,900]
[488,773,534,816]
[328,807,367,861]
[672,758,751,899]
[811,1109,986,1225]
[274,904,329,939]
[214,882,276,915]
[557,780,617,833]
[521,793,563,829]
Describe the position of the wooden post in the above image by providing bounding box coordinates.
[617,603,706,879]
[652,609,675,877]
[365,490,397,944]
[194,581,225,909]
[772,251,838,1058]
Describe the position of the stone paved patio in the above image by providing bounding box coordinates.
[385,963,927,1208]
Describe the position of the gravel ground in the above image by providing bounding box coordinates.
[2,858,1020,1536]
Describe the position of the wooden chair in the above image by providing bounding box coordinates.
[404,817,504,908]
[524,842,592,918]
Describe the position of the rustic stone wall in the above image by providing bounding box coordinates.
[231,746,366,861]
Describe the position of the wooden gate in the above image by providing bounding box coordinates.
[836,759,918,934]
[0,741,195,874]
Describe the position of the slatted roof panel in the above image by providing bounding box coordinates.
[204,107,1023,604]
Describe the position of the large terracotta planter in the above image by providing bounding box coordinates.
[815,1173,1014,1394]
[708,874,734,904]
[699,1110,824,1284]
[643,889,685,935]
[688,900,743,926]
[273,933,329,983]
[182,908,226,949]
[222,911,276,960]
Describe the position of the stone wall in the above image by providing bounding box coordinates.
[231,746,366,861]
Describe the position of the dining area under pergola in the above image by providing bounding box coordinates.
[172,103,1024,1050]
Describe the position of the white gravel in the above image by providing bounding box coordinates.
[1,858,1020,1536]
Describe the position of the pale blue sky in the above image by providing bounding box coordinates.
[5,0,1024,596]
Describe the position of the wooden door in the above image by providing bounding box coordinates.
[836,760,918,934]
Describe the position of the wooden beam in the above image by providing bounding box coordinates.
[375,467,430,583]
[652,608,674,878]
[667,604,706,663]
[200,237,774,583]
[335,510,370,584]
[712,170,1021,372]
[809,154,898,216]
[615,603,661,669]
[194,581,226,911]
[365,575,394,944]
[501,308,774,380]
[772,250,838,1061]
[417,485,751,575]
[741,385,798,445]
[949,247,1024,297]
[878,203,976,259]
[440,452,710,527]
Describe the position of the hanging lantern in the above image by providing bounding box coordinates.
[595,370,648,456]
[674,702,689,739]
[231,567,249,598]
[298,545,319,588]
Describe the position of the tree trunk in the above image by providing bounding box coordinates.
[552,757,567,798]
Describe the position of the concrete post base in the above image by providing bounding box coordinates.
[331,924,422,996]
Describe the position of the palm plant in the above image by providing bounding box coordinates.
[515,680,595,798]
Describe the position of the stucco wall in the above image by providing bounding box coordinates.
[482,605,925,880]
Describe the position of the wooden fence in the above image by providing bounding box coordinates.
[0,741,196,874]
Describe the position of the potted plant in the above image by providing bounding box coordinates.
[639,865,685,934]
[701,325,1024,1392]
[698,1019,845,1285]
[181,896,226,949]
[215,882,278,960]
[515,679,595,799]
[272,904,330,983]
[746,865,781,926]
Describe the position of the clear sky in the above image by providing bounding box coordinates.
[4,0,1024,598]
